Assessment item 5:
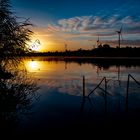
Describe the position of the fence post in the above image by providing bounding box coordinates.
[104,77,107,113]
[125,74,130,112]
[80,76,86,115]
[83,76,85,97]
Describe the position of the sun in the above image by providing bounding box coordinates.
[29,39,41,51]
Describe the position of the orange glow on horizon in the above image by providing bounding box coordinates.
[28,30,92,52]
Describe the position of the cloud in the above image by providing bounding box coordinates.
[36,14,140,48]
[46,15,140,35]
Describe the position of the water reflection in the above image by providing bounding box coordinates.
[0,58,40,135]
[26,60,41,72]
[81,74,140,118]
[1,57,140,136]
[22,57,140,100]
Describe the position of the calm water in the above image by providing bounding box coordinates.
[0,57,140,137]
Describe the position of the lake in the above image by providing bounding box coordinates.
[0,57,140,137]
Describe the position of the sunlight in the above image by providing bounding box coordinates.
[29,39,41,51]
[28,36,54,52]
[27,61,40,71]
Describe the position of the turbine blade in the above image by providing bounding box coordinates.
[120,33,123,41]
[120,24,123,32]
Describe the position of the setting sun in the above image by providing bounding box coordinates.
[28,35,55,52]
[28,39,41,51]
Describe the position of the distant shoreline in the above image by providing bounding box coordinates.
[1,47,140,58]
[1,56,140,68]
[1,55,140,60]
[20,56,140,60]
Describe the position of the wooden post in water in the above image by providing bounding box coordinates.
[125,74,140,113]
[125,74,130,112]
[80,76,86,115]
[104,77,107,113]
[83,76,85,97]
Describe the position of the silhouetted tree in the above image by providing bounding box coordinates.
[0,0,33,56]
[103,44,110,48]
[98,44,103,48]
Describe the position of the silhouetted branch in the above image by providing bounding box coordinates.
[0,0,33,56]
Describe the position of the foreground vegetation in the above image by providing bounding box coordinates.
[0,0,33,57]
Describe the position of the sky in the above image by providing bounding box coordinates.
[11,0,140,52]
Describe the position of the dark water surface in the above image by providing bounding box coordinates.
[0,57,140,138]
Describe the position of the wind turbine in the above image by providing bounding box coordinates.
[64,43,67,52]
[97,36,100,46]
[116,25,123,84]
[96,36,102,47]
[116,25,123,48]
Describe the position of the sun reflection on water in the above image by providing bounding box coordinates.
[26,60,40,72]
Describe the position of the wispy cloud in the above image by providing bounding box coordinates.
[46,15,140,35]
[35,14,140,49]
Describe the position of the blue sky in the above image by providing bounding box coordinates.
[11,0,140,51]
